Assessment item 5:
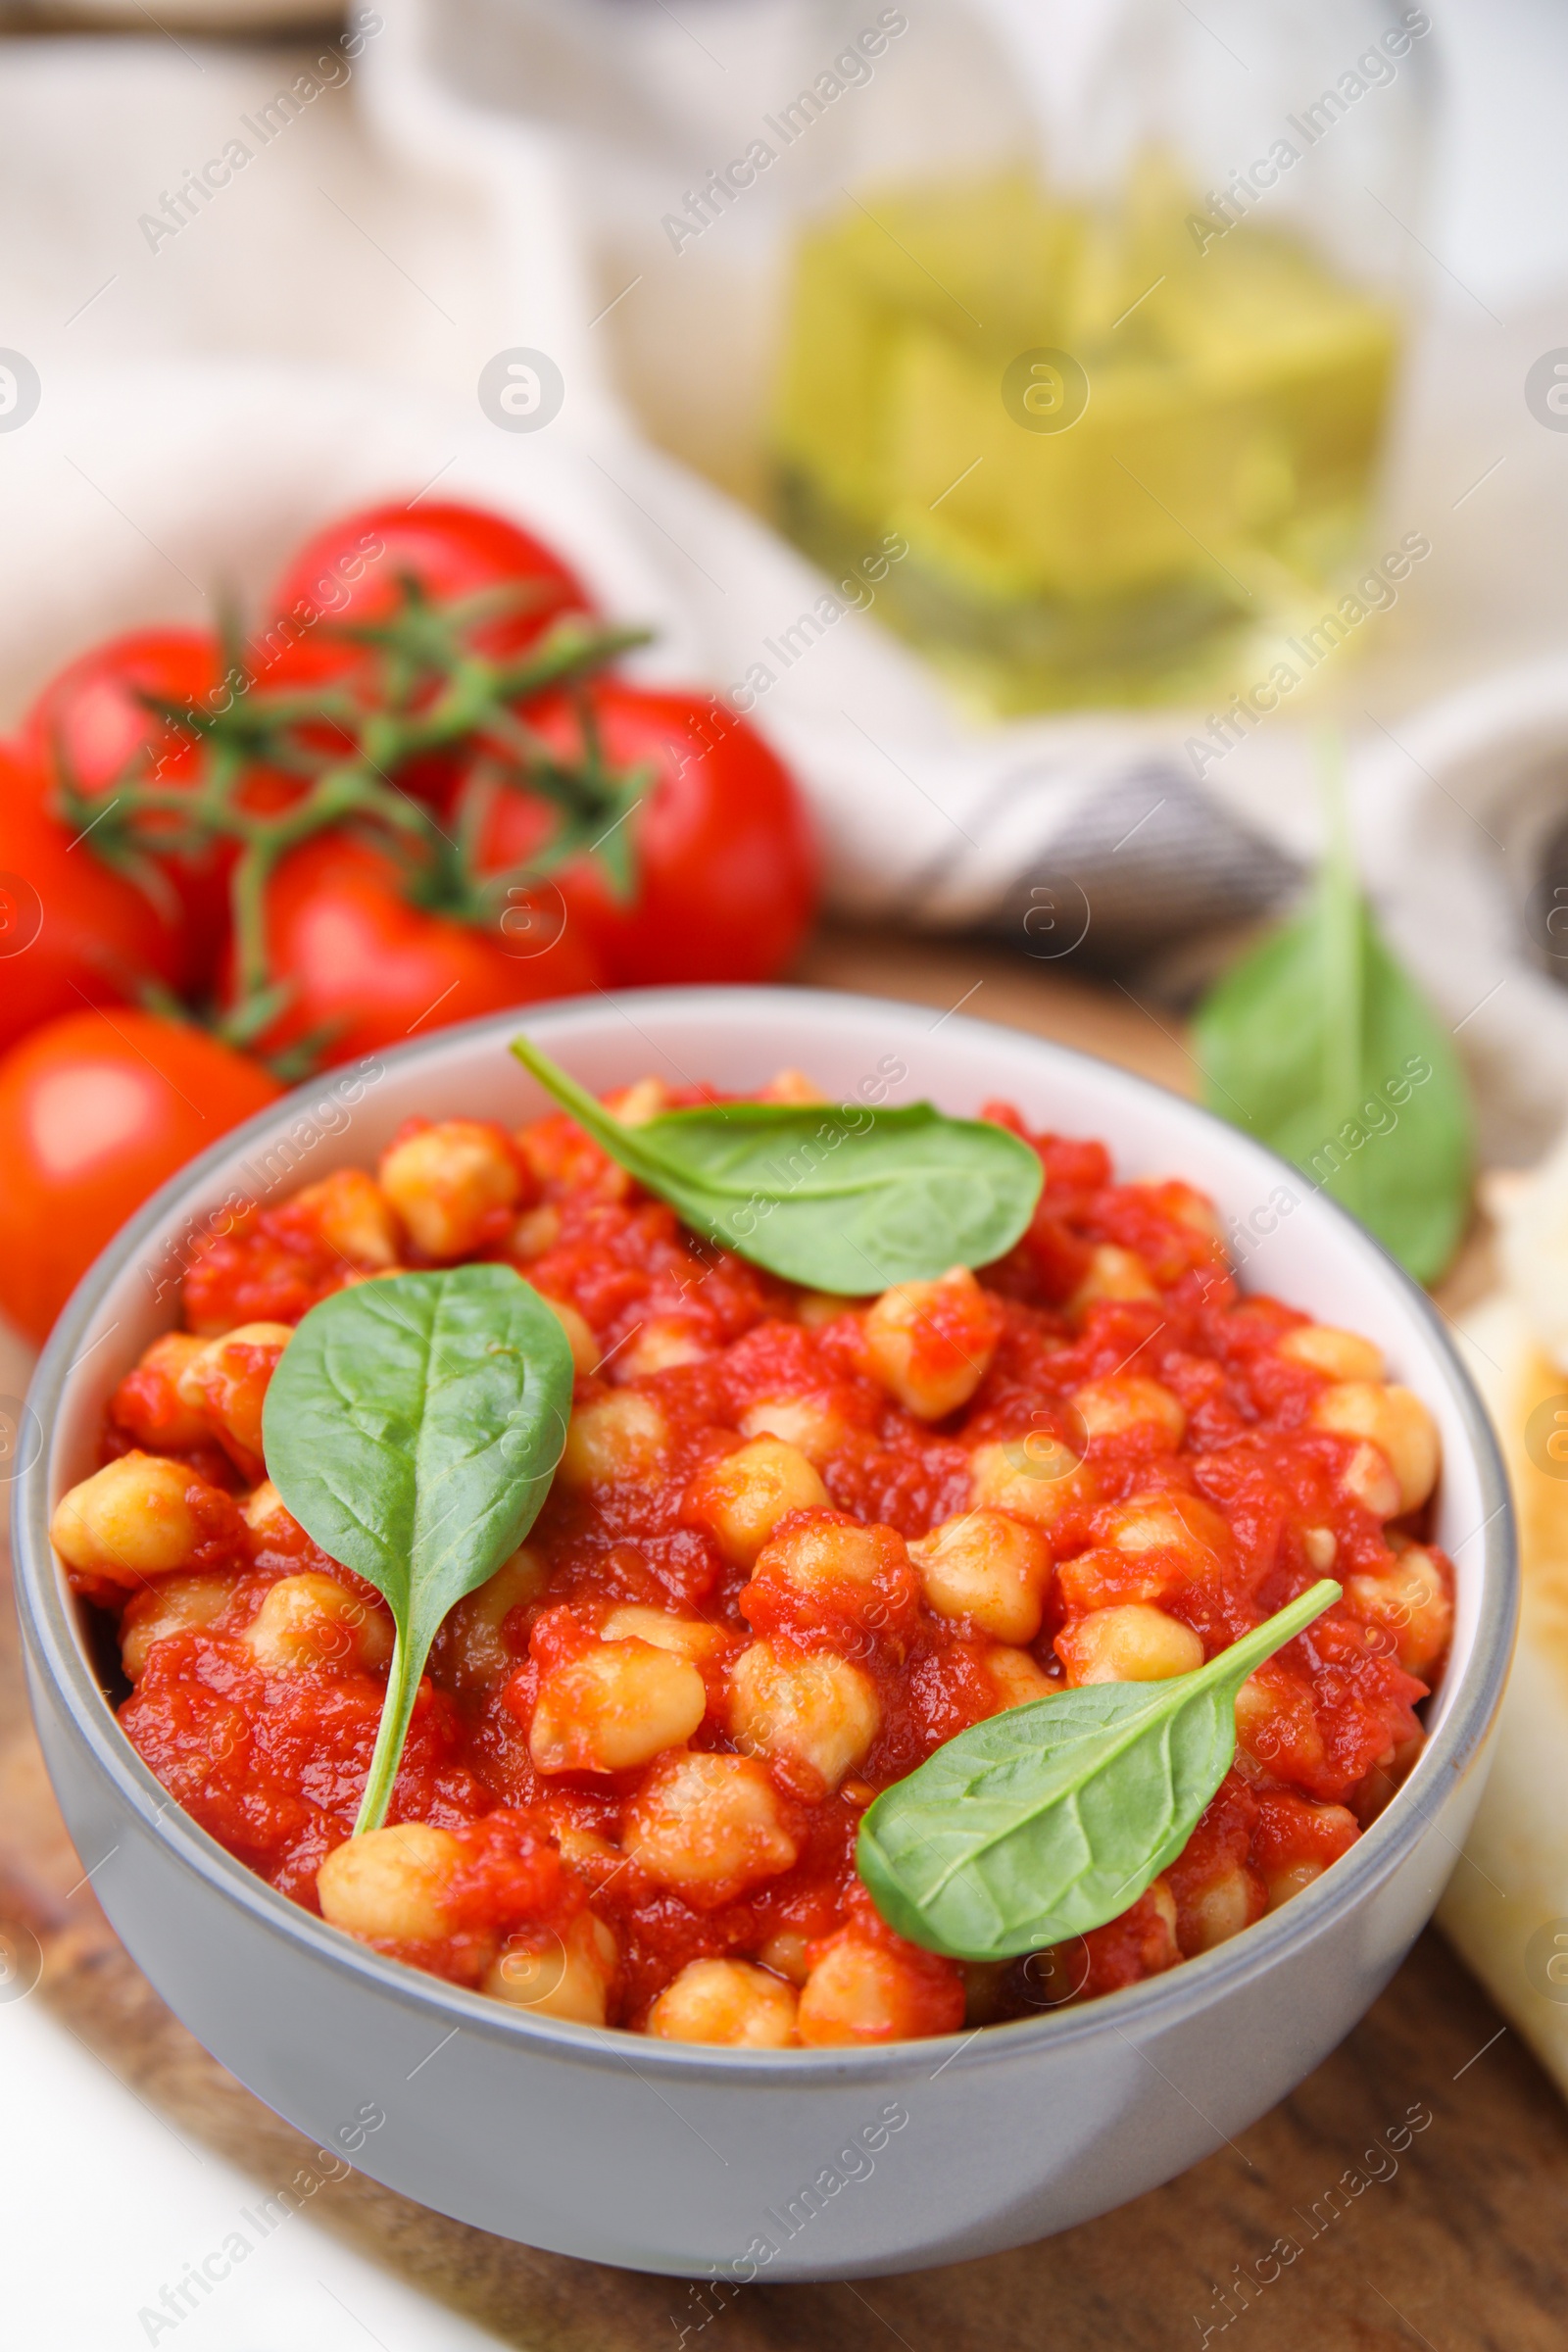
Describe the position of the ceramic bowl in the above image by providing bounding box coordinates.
[12,988,1515,2280]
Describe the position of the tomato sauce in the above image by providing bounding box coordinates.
[73,1082,1452,2044]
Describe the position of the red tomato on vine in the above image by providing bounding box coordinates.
[264,500,599,807]
[220,832,603,1068]
[0,747,185,1054]
[269,500,593,671]
[466,681,818,985]
[16,627,291,991]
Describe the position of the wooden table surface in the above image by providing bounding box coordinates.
[2,926,1563,2352]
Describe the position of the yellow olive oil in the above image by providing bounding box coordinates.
[771,159,1399,713]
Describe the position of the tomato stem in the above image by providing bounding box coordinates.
[63,583,655,1073]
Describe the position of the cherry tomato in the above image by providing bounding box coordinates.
[224,832,603,1069]
[18,627,246,989]
[467,681,818,985]
[268,500,592,671]
[0,1009,282,1343]
[0,747,184,1056]
[265,501,596,808]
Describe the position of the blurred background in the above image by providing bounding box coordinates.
[4,0,1568,1158]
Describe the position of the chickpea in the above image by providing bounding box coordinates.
[246,1573,394,1672]
[728,1641,880,1796]
[1164,1187,1226,1249]
[760,1067,826,1105]
[685,1438,828,1567]
[1339,1442,1401,1519]
[759,1928,812,1984]
[985,1645,1054,1709]
[555,1822,625,1884]
[51,1452,218,1587]
[120,1571,237,1680]
[1309,1383,1440,1514]
[623,1750,800,1904]
[1355,1731,1425,1828]
[1070,1376,1186,1446]
[908,1511,1053,1642]
[968,1439,1099,1532]
[1258,1812,1357,1912]
[378,1120,520,1260]
[484,1912,617,2026]
[318,1823,462,1941]
[511,1202,562,1261]
[531,1639,707,1774]
[441,1546,550,1690]
[149,1332,209,1383]
[751,1515,901,1599]
[1182,1862,1262,1954]
[1144,1876,1180,1964]
[241,1479,291,1538]
[290,1168,400,1268]
[111,1332,210,1451]
[648,1958,799,2047]
[1057,1604,1204,1687]
[796,1936,941,2046]
[175,1320,294,1476]
[738,1394,851,1466]
[1265,1860,1327,1908]
[1347,1544,1453,1678]
[604,1077,670,1126]
[533,1292,597,1375]
[599,1605,729,1662]
[863,1266,998,1420]
[1303,1526,1337,1572]
[1278,1323,1384,1382]
[559,1393,670,1489]
[1067,1244,1160,1314]
[1233,1674,1325,1778]
[1233,1673,1275,1759]
[615,1317,710,1379]
[1099,1492,1230,1571]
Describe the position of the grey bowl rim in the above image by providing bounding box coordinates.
[12,983,1517,2087]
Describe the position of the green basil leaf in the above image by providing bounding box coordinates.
[262,1265,574,1833]
[510,1034,1043,1290]
[856,1580,1339,1962]
[1193,776,1471,1285]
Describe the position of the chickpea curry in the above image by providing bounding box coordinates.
[52,1070,1453,2049]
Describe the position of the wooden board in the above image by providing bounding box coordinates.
[2,929,1564,2351]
